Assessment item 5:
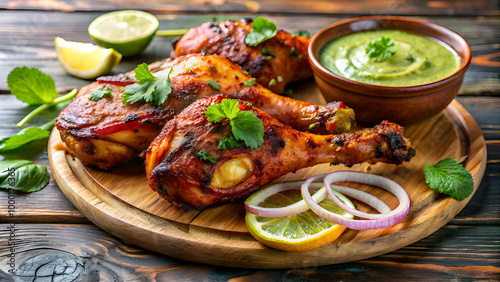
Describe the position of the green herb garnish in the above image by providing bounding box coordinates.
[0,120,53,153]
[7,66,77,127]
[423,158,474,201]
[122,63,173,106]
[0,159,50,193]
[261,48,275,57]
[243,78,256,87]
[293,30,311,38]
[88,85,112,101]
[289,47,302,60]
[194,150,216,163]
[245,17,278,46]
[218,135,241,150]
[365,36,396,62]
[205,99,264,149]
[277,76,283,82]
[206,79,221,91]
[268,79,277,86]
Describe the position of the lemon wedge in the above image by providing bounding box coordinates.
[55,37,122,79]
[245,181,355,252]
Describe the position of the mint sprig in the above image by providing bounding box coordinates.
[423,158,474,201]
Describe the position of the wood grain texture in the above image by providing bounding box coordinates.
[0,11,499,96]
[1,223,498,280]
[2,0,498,16]
[47,93,487,268]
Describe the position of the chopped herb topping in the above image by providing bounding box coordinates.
[122,63,173,106]
[290,47,303,60]
[243,78,256,87]
[88,85,112,101]
[206,79,221,90]
[268,79,277,86]
[195,150,216,163]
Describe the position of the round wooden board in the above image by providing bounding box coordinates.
[48,98,486,269]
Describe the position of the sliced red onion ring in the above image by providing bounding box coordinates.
[302,171,410,230]
[244,180,326,217]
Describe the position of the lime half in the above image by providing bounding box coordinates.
[88,10,159,57]
[245,181,355,252]
[55,37,122,79]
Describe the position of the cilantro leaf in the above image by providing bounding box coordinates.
[423,158,474,201]
[206,79,221,91]
[88,85,112,101]
[195,150,216,163]
[218,135,241,150]
[230,111,264,149]
[245,17,278,46]
[0,160,49,192]
[7,66,58,105]
[365,37,396,62]
[205,98,264,150]
[122,64,173,106]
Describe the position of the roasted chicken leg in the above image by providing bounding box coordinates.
[146,95,415,209]
[55,54,355,170]
[173,19,311,93]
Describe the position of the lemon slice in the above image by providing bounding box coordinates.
[245,181,355,252]
[55,37,122,79]
[88,10,159,57]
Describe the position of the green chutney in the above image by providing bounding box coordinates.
[318,30,461,86]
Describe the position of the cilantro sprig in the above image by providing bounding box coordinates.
[205,99,264,149]
[122,63,173,106]
[89,85,112,101]
[423,158,474,201]
[7,67,77,127]
[245,17,278,46]
[365,36,396,62]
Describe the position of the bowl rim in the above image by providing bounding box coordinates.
[308,16,472,95]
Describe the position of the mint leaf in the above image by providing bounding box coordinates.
[0,126,50,153]
[365,37,396,62]
[245,17,278,46]
[88,85,112,101]
[7,67,58,105]
[424,158,474,201]
[0,160,50,193]
[195,150,216,163]
[206,79,221,91]
[122,65,173,106]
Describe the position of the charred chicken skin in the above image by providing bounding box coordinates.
[146,95,415,209]
[173,19,311,93]
[55,54,355,170]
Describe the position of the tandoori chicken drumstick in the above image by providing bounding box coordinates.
[146,95,415,209]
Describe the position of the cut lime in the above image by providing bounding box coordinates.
[88,10,159,57]
[55,37,122,79]
[245,181,355,252]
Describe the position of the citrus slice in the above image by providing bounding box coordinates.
[245,181,355,252]
[55,37,122,79]
[88,10,159,56]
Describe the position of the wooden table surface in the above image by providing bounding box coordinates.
[0,1,499,280]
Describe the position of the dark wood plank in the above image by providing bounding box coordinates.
[0,224,498,280]
[2,0,498,16]
[0,11,499,95]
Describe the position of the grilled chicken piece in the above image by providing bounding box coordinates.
[146,95,415,209]
[173,19,311,93]
[56,54,355,170]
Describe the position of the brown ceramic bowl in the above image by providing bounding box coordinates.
[308,16,471,125]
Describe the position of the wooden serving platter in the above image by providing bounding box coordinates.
[48,85,486,268]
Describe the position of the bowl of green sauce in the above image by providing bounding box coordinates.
[308,16,471,125]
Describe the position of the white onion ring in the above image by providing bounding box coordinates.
[301,171,410,230]
[244,181,326,217]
